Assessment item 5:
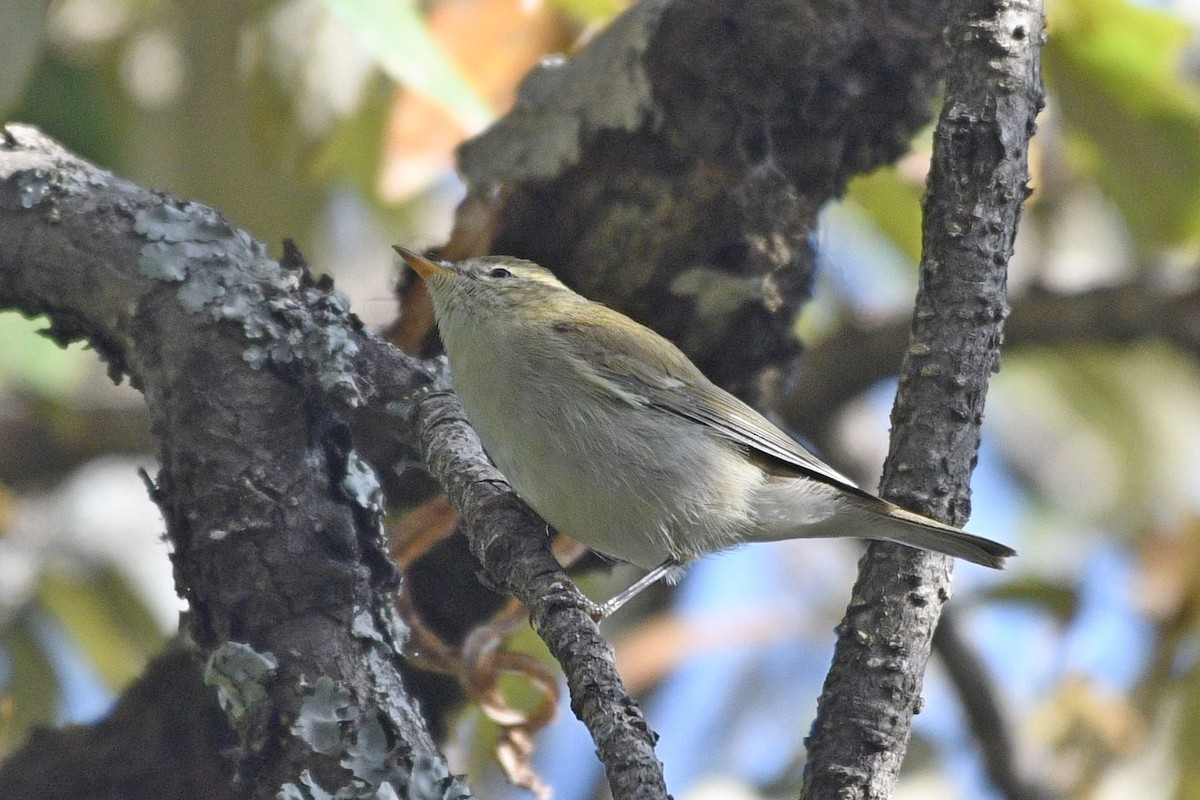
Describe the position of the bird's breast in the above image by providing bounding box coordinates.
[443,328,763,569]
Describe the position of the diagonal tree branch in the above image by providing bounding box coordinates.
[412,393,668,799]
[801,1,1045,797]
[448,0,959,405]
[0,646,236,800]
[0,123,665,799]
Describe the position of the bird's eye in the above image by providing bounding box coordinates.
[488,267,513,279]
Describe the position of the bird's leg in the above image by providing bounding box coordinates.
[596,559,678,620]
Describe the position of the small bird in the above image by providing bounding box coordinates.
[396,247,1015,616]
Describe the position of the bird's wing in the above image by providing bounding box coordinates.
[551,311,864,490]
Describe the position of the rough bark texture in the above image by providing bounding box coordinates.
[448,0,956,404]
[0,126,456,799]
[801,1,1045,798]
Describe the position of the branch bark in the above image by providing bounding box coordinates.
[0,126,453,798]
[0,124,666,798]
[1,0,1051,795]
[801,1,1045,797]
[413,393,667,799]
[0,646,235,800]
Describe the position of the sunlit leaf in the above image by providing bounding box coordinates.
[326,0,493,132]
[984,575,1080,625]
[311,74,393,194]
[0,314,89,397]
[1,614,61,756]
[10,52,124,167]
[378,0,568,199]
[547,0,630,24]
[1176,656,1200,798]
[845,167,925,265]
[997,344,1200,529]
[37,569,165,691]
[1046,0,1200,248]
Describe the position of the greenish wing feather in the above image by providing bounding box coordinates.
[551,311,864,490]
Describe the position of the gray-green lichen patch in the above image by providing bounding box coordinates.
[403,755,471,800]
[352,605,409,655]
[279,757,469,800]
[132,199,365,405]
[342,709,391,783]
[15,169,50,208]
[457,0,670,184]
[293,676,356,756]
[351,607,385,644]
[378,603,410,650]
[278,769,335,800]
[204,641,279,723]
[341,452,383,514]
[2,125,114,210]
[286,678,467,799]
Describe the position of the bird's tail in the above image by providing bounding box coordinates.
[749,478,1015,568]
[840,495,1015,568]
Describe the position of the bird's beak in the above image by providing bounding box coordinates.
[393,246,453,280]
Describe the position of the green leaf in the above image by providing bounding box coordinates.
[1,613,61,756]
[37,569,165,691]
[1177,659,1200,799]
[9,51,124,168]
[845,167,926,265]
[0,314,89,397]
[312,75,393,193]
[999,343,1200,529]
[983,575,1080,625]
[325,0,493,131]
[1045,0,1200,248]
[547,0,630,24]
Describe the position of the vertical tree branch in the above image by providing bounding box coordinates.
[802,1,1044,797]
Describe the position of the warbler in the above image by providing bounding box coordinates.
[396,247,1015,615]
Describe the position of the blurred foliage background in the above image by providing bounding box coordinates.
[3,0,1200,798]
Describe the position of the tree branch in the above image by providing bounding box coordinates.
[412,393,668,799]
[802,1,1045,797]
[0,125,451,798]
[0,646,235,800]
[0,123,667,798]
